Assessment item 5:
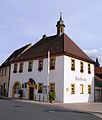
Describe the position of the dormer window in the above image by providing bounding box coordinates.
[38,59,43,72]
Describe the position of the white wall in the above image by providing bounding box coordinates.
[63,56,94,103]
[9,55,95,103]
[9,56,64,102]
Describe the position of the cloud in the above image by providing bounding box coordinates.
[84,48,102,66]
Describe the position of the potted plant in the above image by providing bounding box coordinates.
[49,91,56,103]
[19,89,23,99]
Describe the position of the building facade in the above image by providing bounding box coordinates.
[0,67,9,96]
[8,14,95,103]
[95,66,102,102]
[0,44,32,96]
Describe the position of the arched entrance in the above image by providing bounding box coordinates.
[12,81,21,98]
[28,78,35,100]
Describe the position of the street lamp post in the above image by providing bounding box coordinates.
[47,51,50,101]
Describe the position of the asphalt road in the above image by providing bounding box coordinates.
[0,99,101,120]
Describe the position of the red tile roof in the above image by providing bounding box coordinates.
[12,33,94,64]
[0,43,32,69]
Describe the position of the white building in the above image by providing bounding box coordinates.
[8,14,95,103]
[0,44,32,97]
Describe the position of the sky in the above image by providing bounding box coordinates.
[0,0,102,65]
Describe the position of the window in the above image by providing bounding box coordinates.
[19,63,23,73]
[22,83,27,88]
[80,84,84,94]
[1,69,4,77]
[38,59,43,71]
[50,58,56,70]
[4,68,7,76]
[50,83,55,92]
[60,26,63,33]
[38,83,43,93]
[71,84,75,94]
[28,61,33,72]
[24,83,27,88]
[14,83,20,94]
[88,64,91,74]
[88,85,91,94]
[22,84,24,88]
[71,59,75,71]
[80,62,84,73]
[0,70,1,77]
[13,63,18,73]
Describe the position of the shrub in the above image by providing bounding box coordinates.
[49,91,56,101]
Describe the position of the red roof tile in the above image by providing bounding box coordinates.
[12,33,94,64]
[0,43,32,68]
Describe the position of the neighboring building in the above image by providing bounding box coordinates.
[0,44,32,96]
[8,14,95,103]
[95,66,102,102]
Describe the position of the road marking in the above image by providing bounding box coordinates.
[49,110,55,113]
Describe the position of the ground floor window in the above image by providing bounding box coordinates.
[50,83,55,92]
[80,84,84,94]
[88,85,91,94]
[14,82,21,94]
[38,83,43,93]
[71,84,75,94]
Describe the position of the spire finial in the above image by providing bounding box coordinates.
[60,11,62,21]
[56,11,65,36]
